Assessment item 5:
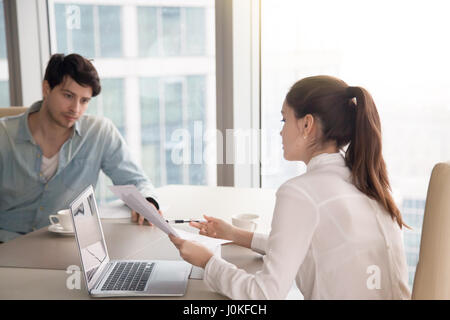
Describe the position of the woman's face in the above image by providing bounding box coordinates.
[280,101,309,161]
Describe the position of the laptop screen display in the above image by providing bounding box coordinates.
[72,190,108,286]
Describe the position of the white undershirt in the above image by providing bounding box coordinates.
[203,153,411,300]
[41,153,59,181]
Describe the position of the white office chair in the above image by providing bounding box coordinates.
[0,107,28,118]
[412,162,450,299]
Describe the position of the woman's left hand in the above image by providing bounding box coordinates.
[169,234,214,268]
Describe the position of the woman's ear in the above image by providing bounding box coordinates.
[303,114,314,137]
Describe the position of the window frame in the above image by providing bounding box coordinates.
[3,0,262,187]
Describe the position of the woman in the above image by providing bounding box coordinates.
[169,75,411,299]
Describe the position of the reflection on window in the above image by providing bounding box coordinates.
[0,0,10,107]
[261,0,450,288]
[49,0,216,203]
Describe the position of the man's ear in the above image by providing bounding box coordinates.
[42,80,51,99]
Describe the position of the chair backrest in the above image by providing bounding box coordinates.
[0,107,28,118]
[412,162,450,299]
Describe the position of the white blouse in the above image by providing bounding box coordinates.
[204,153,411,300]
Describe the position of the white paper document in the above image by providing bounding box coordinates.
[108,185,234,249]
[173,227,232,249]
[99,199,131,219]
[109,185,180,237]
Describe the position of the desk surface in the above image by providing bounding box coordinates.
[0,243,264,300]
[0,185,292,300]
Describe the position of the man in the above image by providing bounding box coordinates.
[0,53,160,243]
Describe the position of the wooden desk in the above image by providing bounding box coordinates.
[0,244,264,300]
[0,185,301,300]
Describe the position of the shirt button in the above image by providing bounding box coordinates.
[37,154,40,158]
[40,206,44,211]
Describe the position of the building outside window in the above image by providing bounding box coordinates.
[0,0,10,107]
[48,0,216,203]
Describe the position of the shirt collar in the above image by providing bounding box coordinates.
[15,100,82,143]
[306,152,346,172]
[15,101,40,143]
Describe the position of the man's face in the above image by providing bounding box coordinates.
[42,76,93,129]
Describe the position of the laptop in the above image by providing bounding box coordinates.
[69,185,192,297]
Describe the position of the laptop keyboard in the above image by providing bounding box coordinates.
[101,262,155,292]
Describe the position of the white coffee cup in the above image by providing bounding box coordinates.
[231,213,259,231]
[49,209,73,231]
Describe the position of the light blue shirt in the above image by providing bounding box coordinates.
[0,101,158,242]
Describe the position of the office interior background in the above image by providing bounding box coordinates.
[1,0,450,288]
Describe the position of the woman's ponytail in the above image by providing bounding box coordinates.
[345,86,407,229]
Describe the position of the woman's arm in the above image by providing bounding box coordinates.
[230,227,254,249]
[202,183,319,299]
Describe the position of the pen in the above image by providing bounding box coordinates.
[166,219,202,224]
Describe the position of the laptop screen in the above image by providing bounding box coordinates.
[70,186,108,290]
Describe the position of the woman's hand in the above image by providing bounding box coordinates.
[169,234,213,268]
[189,215,235,241]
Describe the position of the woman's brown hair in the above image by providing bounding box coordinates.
[285,75,407,229]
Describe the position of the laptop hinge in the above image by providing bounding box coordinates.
[91,260,114,292]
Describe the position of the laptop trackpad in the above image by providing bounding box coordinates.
[147,261,191,295]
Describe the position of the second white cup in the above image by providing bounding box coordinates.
[49,209,74,231]
[231,213,259,232]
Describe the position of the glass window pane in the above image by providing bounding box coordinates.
[0,0,9,107]
[164,81,183,125]
[137,7,158,57]
[85,78,125,132]
[140,77,161,186]
[101,78,125,134]
[0,0,6,58]
[187,75,205,121]
[261,0,450,288]
[0,81,9,107]
[54,4,96,57]
[142,144,160,186]
[49,0,216,202]
[98,6,122,57]
[185,8,205,55]
[162,7,181,56]
[71,4,95,57]
[54,4,69,53]
[140,77,160,127]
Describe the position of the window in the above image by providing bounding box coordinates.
[48,0,216,203]
[53,3,122,58]
[138,6,206,57]
[140,75,208,187]
[261,0,450,288]
[0,0,9,107]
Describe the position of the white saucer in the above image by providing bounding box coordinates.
[48,224,75,236]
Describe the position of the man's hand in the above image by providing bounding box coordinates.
[131,207,163,226]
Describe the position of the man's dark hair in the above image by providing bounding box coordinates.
[44,53,101,97]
